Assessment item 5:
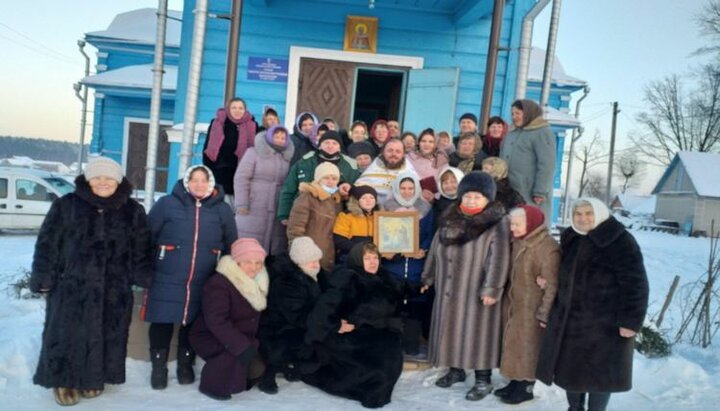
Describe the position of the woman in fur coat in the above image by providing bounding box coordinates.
[144,165,237,390]
[421,171,510,402]
[536,198,649,411]
[303,242,404,409]
[189,238,269,401]
[29,157,154,406]
[496,205,559,405]
[256,237,326,394]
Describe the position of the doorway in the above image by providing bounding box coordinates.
[352,68,405,127]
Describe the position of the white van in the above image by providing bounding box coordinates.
[0,167,75,231]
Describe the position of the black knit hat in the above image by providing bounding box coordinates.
[457,171,496,201]
[347,141,375,158]
[350,185,378,201]
[318,130,342,146]
[459,112,478,125]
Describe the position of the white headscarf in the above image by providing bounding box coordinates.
[384,171,431,218]
[183,165,216,199]
[570,197,610,235]
[436,165,464,200]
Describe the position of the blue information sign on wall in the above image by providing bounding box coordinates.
[247,57,289,83]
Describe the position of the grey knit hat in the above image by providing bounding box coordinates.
[84,156,123,183]
[289,236,323,265]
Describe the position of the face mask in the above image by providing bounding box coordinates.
[321,184,339,195]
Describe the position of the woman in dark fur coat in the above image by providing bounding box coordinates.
[29,157,154,406]
[302,242,404,409]
[536,197,649,411]
[256,236,325,394]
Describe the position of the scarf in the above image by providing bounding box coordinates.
[216,255,269,311]
[460,203,484,216]
[204,108,257,162]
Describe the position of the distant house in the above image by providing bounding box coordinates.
[652,151,720,236]
[0,156,72,174]
[81,8,181,192]
[611,194,656,215]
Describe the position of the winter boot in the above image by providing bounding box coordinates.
[53,387,80,406]
[501,380,535,404]
[257,368,279,395]
[79,388,103,399]
[150,348,169,390]
[176,347,196,385]
[435,367,466,388]
[493,380,518,398]
[567,391,587,411]
[284,364,300,382]
[465,369,493,401]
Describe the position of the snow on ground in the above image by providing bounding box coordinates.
[1,231,719,410]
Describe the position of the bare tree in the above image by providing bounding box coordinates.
[575,131,606,198]
[584,172,606,199]
[633,65,720,165]
[616,151,645,193]
[696,0,720,57]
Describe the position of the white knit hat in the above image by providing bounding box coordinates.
[84,157,123,183]
[289,236,323,265]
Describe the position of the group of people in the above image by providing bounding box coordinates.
[29,97,649,411]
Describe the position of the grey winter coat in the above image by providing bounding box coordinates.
[421,202,510,370]
[234,131,294,255]
[499,117,556,219]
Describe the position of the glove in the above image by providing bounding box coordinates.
[236,345,258,364]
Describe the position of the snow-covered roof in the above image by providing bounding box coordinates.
[85,8,182,47]
[613,194,656,214]
[81,64,177,90]
[677,151,720,197]
[528,47,587,87]
[544,106,580,128]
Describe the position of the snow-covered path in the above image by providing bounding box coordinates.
[1,231,718,410]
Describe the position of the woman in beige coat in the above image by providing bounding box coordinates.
[496,205,559,405]
[287,162,343,271]
[421,171,510,402]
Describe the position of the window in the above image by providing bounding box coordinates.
[43,177,74,195]
[0,178,7,199]
[16,179,54,201]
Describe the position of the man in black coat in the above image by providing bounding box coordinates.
[536,198,649,411]
[256,236,325,394]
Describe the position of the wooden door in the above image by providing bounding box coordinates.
[127,122,170,192]
[297,58,355,129]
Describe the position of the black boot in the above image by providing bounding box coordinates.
[465,369,492,401]
[176,347,195,385]
[402,319,422,356]
[150,349,169,390]
[257,366,279,395]
[567,391,586,411]
[435,367,466,388]
[494,380,518,398]
[501,380,535,404]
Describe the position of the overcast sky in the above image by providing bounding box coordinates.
[0,0,711,193]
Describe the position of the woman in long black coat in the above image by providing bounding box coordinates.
[256,236,325,394]
[144,165,237,389]
[536,197,649,411]
[29,157,154,406]
[302,242,404,409]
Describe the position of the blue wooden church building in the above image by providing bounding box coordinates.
[81,0,586,223]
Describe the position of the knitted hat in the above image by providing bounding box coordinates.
[231,238,267,263]
[520,205,545,234]
[313,162,340,183]
[350,185,377,201]
[347,141,375,158]
[457,171,496,202]
[84,156,123,183]
[318,130,343,147]
[289,236,323,265]
[459,112,478,125]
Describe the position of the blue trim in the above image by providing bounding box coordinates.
[651,154,680,194]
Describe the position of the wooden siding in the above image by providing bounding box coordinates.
[175,0,534,130]
[656,161,696,194]
[655,194,697,227]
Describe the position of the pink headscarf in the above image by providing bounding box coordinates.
[204,101,257,162]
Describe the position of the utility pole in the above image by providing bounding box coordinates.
[605,101,620,204]
[75,40,91,175]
